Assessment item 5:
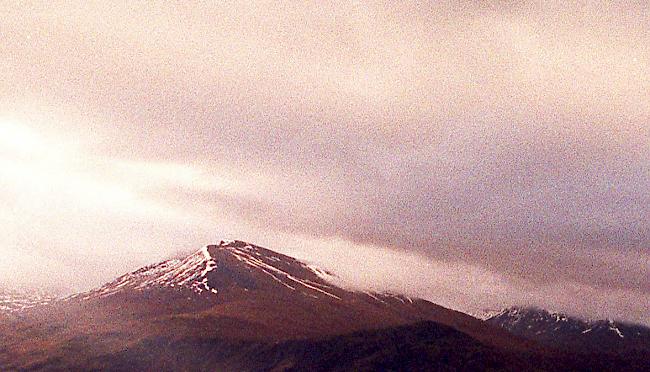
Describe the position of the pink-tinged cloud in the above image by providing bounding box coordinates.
[0,2,648,324]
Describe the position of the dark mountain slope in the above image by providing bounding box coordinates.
[18,322,535,372]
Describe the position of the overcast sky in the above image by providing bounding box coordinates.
[1,1,649,324]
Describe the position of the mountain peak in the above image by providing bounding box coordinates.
[211,239,249,249]
[67,240,343,303]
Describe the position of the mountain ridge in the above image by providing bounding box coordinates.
[1,240,648,370]
[485,306,650,353]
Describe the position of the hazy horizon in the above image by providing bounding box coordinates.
[1,1,649,325]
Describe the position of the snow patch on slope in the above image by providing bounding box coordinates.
[75,246,219,300]
[227,244,342,300]
[0,291,54,313]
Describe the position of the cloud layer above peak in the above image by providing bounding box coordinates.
[1,1,648,324]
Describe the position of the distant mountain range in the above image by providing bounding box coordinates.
[0,288,53,314]
[1,240,648,371]
[485,306,650,353]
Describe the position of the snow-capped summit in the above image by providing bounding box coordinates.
[71,240,344,303]
[485,306,650,352]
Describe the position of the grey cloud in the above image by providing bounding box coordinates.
[1,1,649,323]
